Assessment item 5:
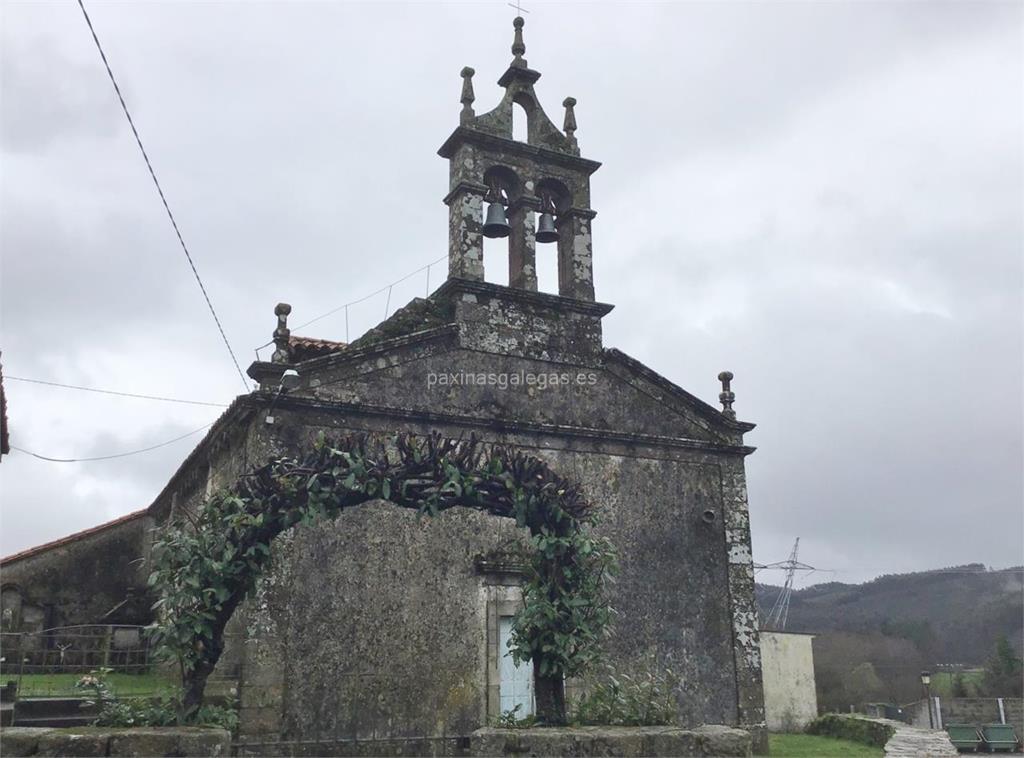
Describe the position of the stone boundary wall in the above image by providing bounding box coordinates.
[470,724,752,757]
[0,726,231,757]
[233,725,753,757]
[904,697,1023,731]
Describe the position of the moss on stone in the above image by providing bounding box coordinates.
[347,297,455,352]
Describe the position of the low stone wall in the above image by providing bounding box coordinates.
[470,725,752,757]
[0,726,231,757]
[904,698,1024,731]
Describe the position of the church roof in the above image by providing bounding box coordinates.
[0,509,147,566]
[289,335,348,362]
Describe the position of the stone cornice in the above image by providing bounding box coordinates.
[604,348,757,434]
[435,278,614,318]
[438,126,602,175]
[268,394,756,457]
[442,180,489,205]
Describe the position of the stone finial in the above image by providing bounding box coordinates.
[563,97,578,148]
[511,16,527,68]
[460,67,476,124]
[718,371,736,419]
[271,303,292,364]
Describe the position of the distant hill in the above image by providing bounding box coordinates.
[756,564,1023,664]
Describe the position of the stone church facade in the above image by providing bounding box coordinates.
[1,17,766,750]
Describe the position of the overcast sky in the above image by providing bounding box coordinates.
[1,1,1021,587]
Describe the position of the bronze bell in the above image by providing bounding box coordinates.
[535,212,559,243]
[482,202,510,238]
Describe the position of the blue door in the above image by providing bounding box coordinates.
[499,616,534,716]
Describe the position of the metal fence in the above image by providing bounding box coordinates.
[0,625,168,699]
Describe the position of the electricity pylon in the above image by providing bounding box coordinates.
[756,537,815,631]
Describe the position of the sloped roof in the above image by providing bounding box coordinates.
[0,509,147,566]
[289,335,348,362]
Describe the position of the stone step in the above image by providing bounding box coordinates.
[13,714,96,728]
[14,697,96,718]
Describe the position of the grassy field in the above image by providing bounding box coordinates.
[929,669,985,697]
[767,733,884,757]
[11,672,177,698]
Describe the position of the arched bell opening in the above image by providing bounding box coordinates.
[481,166,520,287]
[534,178,571,294]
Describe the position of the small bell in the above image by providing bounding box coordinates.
[535,212,558,243]
[482,202,511,238]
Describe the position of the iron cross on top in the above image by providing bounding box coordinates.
[507,0,530,15]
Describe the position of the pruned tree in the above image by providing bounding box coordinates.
[147,432,617,725]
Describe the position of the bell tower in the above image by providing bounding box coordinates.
[438,16,602,301]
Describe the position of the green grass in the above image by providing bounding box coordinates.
[11,672,176,698]
[929,670,984,697]
[767,733,884,757]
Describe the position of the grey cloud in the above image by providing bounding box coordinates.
[1,1,1020,582]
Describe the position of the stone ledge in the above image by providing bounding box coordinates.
[0,726,231,757]
[470,724,752,757]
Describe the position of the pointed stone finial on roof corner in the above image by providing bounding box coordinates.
[511,16,527,68]
[563,97,578,148]
[718,371,736,419]
[272,303,292,364]
[460,67,476,124]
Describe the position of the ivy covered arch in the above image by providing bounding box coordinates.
[148,433,616,725]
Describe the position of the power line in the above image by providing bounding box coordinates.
[7,376,228,408]
[76,0,249,392]
[255,254,449,355]
[290,254,446,333]
[11,423,214,463]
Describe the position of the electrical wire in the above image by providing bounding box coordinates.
[7,376,228,408]
[76,0,249,392]
[11,423,214,463]
[255,254,449,356]
[292,254,446,333]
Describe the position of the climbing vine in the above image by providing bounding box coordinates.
[147,432,617,725]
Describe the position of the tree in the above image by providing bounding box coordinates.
[981,635,1023,697]
[951,672,970,698]
[147,433,617,725]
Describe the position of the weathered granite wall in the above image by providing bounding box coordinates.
[228,321,759,742]
[0,513,154,632]
[470,725,752,757]
[0,726,231,757]
[237,501,529,740]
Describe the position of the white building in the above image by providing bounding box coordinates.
[760,631,819,732]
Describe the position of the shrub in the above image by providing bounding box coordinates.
[806,714,894,748]
[573,658,677,726]
[75,668,237,730]
[492,704,538,729]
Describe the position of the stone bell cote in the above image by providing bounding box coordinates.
[438,16,602,302]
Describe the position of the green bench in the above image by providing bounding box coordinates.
[946,723,982,753]
[980,723,1019,753]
